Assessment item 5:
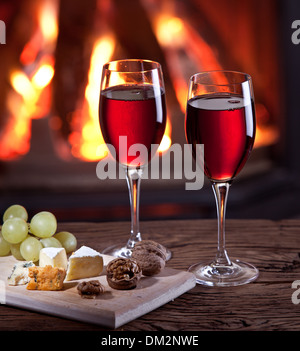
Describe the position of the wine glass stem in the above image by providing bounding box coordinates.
[125,167,143,250]
[212,182,232,266]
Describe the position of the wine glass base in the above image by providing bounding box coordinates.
[188,259,259,287]
[102,245,172,261]
[102,244,172,261]
[102,245,132,258]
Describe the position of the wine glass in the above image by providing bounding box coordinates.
[98,59,171,259]
[185,70,259,286]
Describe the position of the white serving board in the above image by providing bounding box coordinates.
[0,255,196,329]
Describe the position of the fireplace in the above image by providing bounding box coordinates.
[0,0,299,221]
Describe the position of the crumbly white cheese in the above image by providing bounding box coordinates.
[7,261,35,285]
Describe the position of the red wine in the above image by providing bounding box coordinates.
[99,84,166,166]
[185,93,255,182]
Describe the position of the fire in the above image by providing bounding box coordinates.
[39,0,59,44]
[158,117,172,153]
[3,57,55,160]
[154,15,188,113]
[32,64,55,89]
[254,103,279,148]
[155,16,185,48]
[11,72,35,103]
[1,1,277,162]
[1,0,58,160]
[70,32,173,161]
[154,13,276,149]
[69,35,116,161]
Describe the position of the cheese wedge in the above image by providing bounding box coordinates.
[39,247,68,270]
[65,245,103,281]
[27,265,66,290]
[7,261,35,285]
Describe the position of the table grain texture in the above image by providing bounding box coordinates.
[1,218,300,331]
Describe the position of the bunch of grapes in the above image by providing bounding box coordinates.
[0,205,77,262]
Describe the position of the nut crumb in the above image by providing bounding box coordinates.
[77,280,105,299]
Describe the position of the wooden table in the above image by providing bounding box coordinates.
[1,218,300,331]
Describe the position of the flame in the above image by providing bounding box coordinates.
[69,33,173,161]
[155,16,185,48]
[1,0,58,160]
[69,35,115,161]
[3,61,55,159]
[9,55,55,121]
[158,116,172,153]
[0,91,32,160]
[254,103,279,148]
[32,63,55,89]
[153,13,277,150]
[39,0,59,44]
[20,0,58,66]
[1,2,277,162]
[11,71,36,103]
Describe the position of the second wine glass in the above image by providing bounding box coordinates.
[185,70,259,286]
[99,59,170,259]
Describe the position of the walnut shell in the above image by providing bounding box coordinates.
[106,258,141,290]
[132,240,167,276]
[77,280,105,299]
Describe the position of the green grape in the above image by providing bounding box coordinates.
[10,234,30,260]
[10,241,24,260]
[0,232,11,256]
[20,236,43,262]
[3,204,28,222]
[2,217,28,244]
[30,211,57,238]
[54,231,77,253]
[40,237,62,248]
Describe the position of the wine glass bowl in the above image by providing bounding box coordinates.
[98,59,170,259]
[185,70,259,286]
[100,60,166,168]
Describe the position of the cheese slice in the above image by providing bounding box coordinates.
[7,261,35,285]
[65,245,103,281]
[39,247,68,270]
[27,265,66,290]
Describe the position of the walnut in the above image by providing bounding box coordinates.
[131,240,167,276]
[106,258,141,290]
[77,280,105,299]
